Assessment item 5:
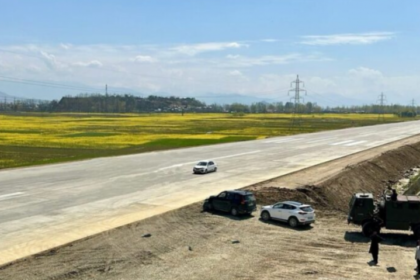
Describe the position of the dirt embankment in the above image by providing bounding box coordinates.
[3,142,420,280]
[249,142,420,212]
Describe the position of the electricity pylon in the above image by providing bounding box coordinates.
[377,92,387,122]
[288,75,307,131]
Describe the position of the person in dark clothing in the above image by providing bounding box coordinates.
[415,240,420,275]
[369,232,384,265]
[391,189,398,201]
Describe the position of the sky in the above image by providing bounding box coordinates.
[0,0,419,106]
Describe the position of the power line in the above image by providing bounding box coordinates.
[288,75,307,131]
[0,75,101,92]
[412,99,417,115]
[0,75,130,95]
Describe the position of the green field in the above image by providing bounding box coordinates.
[0,112,416,169]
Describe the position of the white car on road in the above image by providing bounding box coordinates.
[193,160,217,174]
[260,201,315,227]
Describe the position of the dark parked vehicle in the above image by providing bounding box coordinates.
[348,191,420,237]
[203,190,257,216]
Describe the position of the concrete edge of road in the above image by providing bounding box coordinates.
[1,133,420,268]
[243,133,420,187]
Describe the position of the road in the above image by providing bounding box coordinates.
[1,120,420,266]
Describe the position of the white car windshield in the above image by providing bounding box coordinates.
[197,162,207,166]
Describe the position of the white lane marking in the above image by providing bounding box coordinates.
[344,140,367,146]
[0,192,25,201]
[306,137,337,144]
[330,140,355,146]
[264,138,303,144]
[359,133,373,137]
[154,150,261,172]
[155,164,185,172]
[212,150,261,160]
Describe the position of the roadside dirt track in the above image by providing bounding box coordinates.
[2,136,420,280]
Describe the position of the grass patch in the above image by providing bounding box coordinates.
[0,130,42,134]
[63,132,120,138]
[0,145,157,169]
[144,136,256,148]
[404,174,420,195]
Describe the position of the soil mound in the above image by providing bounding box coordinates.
[249,143,420,212]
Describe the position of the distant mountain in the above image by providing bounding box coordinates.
[306,93,368,107]
[0,91,31,103]
[0,91,14,102]
[0,91,12,98]
[195,93,276,105]
[194,93,369,107]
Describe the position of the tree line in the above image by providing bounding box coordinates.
[0,93,417,117]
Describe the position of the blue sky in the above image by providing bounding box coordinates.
[0,0,419,105]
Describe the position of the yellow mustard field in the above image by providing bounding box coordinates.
[0,112,412,169]
[0,112,406,149]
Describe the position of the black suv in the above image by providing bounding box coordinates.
[203,190,257,216]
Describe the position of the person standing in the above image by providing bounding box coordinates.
[391,189,398,201]
[369,231,383,265]
[415,240,420,275]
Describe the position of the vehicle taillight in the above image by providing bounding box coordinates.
[298,211,307,215]
[241,197,246,204]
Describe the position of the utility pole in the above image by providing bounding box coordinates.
[288,75,307,131]
[377,92,386,121]
[105,84,108,113]
[412,99,417,116]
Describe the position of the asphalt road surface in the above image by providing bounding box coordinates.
[1,120,420,265]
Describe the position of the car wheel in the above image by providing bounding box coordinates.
[231,207,238,216]
[204,169,208,174]
[203,201,213,211]
[261,211,271,221]
[214,167,217,172]
[288,217,298,228]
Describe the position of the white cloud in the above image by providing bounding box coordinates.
[301,32,394,46]
[133,55,156,63]
[39,51,65,70]
[348,67,383,79]
[224,53,330,67]
[228,70,243,76]
[60,43,72,50]
[226,54,240,59]
[308,76,336,88]
[171,42,246,56]
[73,60,103,68]
[261,39,279,43]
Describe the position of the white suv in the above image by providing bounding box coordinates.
[260,201,315,227]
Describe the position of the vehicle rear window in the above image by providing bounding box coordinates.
[245,195,256,202]
[300,206,313,212]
